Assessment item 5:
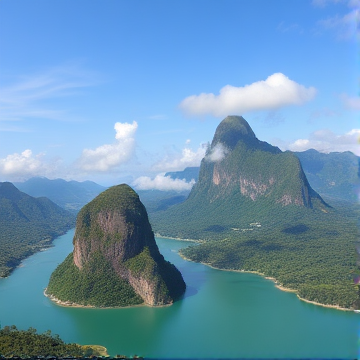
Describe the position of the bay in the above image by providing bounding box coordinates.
[0,229,359,358]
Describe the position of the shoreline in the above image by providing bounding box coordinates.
[155,233,204,243]
[43,288,173,309]
[178,252,353,312]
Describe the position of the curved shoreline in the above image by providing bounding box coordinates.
[178,252,353,312]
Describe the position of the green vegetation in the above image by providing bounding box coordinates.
[47,252,144,307]
[0,182,75,277]
[125,246,186,301]
[178,193,360,309]
[150,116,360,309]
[0,325,106,357]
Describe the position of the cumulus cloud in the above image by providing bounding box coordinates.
[0,149,59,181]
[205,143,229,162]
[132,173,195,191]
[77,121,138,172]
[179,73,317,117]
[285,128,360,155]
[152,143,207,172]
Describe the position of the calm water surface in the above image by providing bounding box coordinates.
[0,229,359,358]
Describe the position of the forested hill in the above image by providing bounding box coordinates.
[14,177,106,214]
[0,182,75,277]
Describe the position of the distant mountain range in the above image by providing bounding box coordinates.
[14,177,106,213]
[0,182,75,277]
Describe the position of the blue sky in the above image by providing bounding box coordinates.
[0,0,359,188]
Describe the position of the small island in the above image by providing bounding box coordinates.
[46,184,186,307]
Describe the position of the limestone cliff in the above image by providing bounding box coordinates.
[47,184,186,307]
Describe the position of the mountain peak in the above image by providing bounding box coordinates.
[211,116,256,150]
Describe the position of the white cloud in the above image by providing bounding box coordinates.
[285,128,360,155]
[132,173,195,191]
[179,73,317,117]
[152,143,207,172]
[77,121,138,172]
[0,149,60,181]
[205,143,229,162]
[341,94,360,109]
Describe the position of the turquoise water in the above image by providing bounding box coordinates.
[0,229,358,358]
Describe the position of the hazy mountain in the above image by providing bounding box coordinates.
[294,149,359,204]
[15,177,106,213]
[137,189,189,213]
[165,167,200,183]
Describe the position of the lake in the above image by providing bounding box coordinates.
[0,229,358,358]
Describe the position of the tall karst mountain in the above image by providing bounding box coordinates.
[152,116,330,239]
[47,184,186,307]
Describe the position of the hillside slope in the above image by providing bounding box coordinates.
[0,182,75,277]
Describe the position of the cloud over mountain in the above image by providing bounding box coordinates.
[179,73,317,117]
[205,143,228,162]
[152,143,207,172]
[132,173,195,191]
[77,121,138,172]
[0,149,61,181]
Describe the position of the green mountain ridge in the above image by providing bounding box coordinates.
[47,184,186,307]
[0,182,75,277]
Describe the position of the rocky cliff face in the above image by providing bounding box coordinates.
[48,184,186,307]
[192,115,327,209]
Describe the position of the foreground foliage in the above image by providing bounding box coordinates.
[0,325,104,357]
